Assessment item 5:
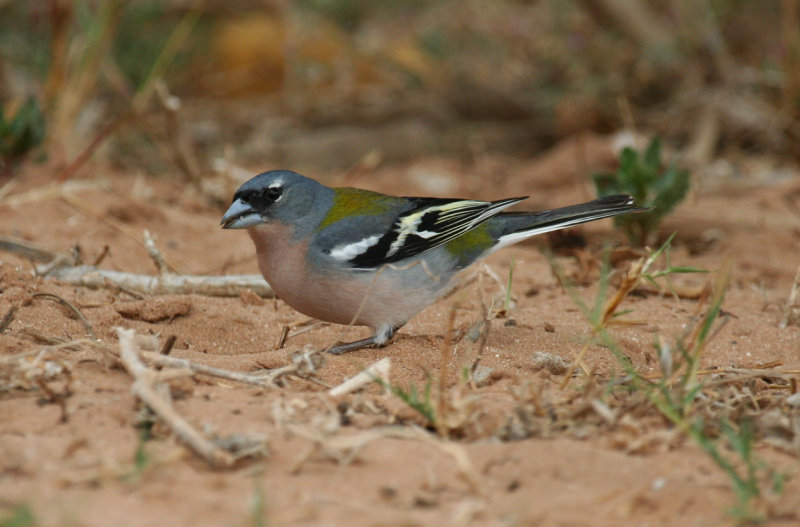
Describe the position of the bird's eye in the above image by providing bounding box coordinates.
[265,186,282,201]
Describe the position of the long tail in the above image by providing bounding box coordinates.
[493,194,645,250]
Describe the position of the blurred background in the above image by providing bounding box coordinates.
[0,0,798,189]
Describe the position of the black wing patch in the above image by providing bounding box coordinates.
[343,196,525,269]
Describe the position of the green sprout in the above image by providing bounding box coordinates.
[375,375,436,426]
[593,137,689,245]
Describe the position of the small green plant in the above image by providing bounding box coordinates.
[249,468,269,527]
[126,419,153,481]
[0,97,46,176]
[593,137,689,245]
[701,417,783,521]
[376,375,437,426]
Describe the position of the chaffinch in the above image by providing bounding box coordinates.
[221,170,643,354]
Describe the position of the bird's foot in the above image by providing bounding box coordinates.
[325,325,399,355]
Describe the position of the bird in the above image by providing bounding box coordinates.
[221,170,644,354]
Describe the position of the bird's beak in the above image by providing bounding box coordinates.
[221,198,264,229]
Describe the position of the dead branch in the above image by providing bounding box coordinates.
[143,229,172,276]
[260,346,327,387]
[44,265,273,297]
[132,345,324,389]
[138,351,278,388]
[0,231,274,298]
[116,328,237,467]
[1,232,271,297]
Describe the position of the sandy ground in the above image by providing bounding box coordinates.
[2,139,800,526]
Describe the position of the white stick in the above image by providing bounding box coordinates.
[328,358,391,397]
[143,230,171,275]
[46,266,273,297]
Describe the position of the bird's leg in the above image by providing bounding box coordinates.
[325,325,399,355]
[325,337,380,355]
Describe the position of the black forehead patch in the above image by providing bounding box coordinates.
[236,185,280,210]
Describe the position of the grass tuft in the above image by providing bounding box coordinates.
[551,238,783,522]
[375,374,437,426]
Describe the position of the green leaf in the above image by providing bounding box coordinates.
[619,147,638,178]
[591,137,690,245]
[644,137,662,170]
[664,266,708,274]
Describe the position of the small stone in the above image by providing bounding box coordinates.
[465,319,488,342]
[115,297,191,322]
[472,365,494,387]
[651,477,667,491]
[531,352,569,375]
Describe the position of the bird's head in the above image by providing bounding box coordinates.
[221,170,321,229]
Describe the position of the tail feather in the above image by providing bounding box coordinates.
[493,194,645,250]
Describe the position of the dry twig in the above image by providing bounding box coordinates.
[45,265,273,297]
[274,325,290,350]
[138,351,278,388]
[0,305,17,333]
[143,229,172,275]
[116,328,237,467]
[261,347,327,387]
[328,357,391,396]
[0,233,273,297]
[31,292,98,340]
